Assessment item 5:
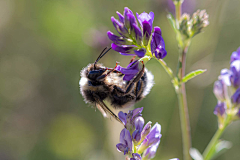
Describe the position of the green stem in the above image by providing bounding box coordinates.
[203,115,232,160]
[156,59,174,79]
[175,1,182,22]
[174,2,192,160]
[177,86,191,160]
[202,128,224,160]
[177,45,192,160]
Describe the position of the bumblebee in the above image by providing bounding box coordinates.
[79,47,154,124]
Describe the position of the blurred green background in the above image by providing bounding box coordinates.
[0,0,240,159]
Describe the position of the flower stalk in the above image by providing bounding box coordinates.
[174,2,192,160]
[202,114,232,160]
[176,44,192,160]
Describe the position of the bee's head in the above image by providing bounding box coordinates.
[87,68,106,81]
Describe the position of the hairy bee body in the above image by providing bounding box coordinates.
[79,47,154,123]
[80,63,154,110]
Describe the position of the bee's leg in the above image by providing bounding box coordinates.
[96,62,119,80]
[92,93,124,125]
[129,56,136,63]
[135,80,144,98]
[114,62,145,95]
[113,83,135,94]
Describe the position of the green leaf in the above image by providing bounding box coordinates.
[182,69,206,83]
[167,13,178,33]
[211,140,232,160]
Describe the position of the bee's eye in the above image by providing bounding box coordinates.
[88,70,105,80]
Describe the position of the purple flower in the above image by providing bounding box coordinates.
[142,141,160,159]
[132,117,145,142]
[130,153,142,160]
[151,27,167,59]
[214,101,226,116]
[124,7,136,30]
[141,121,152,139]
[229,60,240,88]
[111,43,137,54]
[107,31,131,45]
[132,107,144,118]
[111,16,129,38]
[116,60,141,81]
[138,123,161,153]
[118,111,127,125]
[118,107,143,130]
[220,69,231,86]
[116,128,133,155]
[230,47,240,63]
[108,8,146,58]
[136,12,154,46]
[220,60,240,88]
[213,79,227,101]
[116,108,161,159]
[231,88,240,104]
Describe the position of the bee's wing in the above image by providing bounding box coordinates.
[93,94,124,125]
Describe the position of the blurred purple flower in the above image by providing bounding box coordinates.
[151,27,167,59]
[214,101,226,116]
[116,60,141,81]
[231,88,240,104]
[130,153,142,160]
[116,128,133,155]
[84,27,111,49]
[213,79,227,101]
[168,0,196,14]
[220,60,240,88]
[229,60,240,88]
[230,47,240,63]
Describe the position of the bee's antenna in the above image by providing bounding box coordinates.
[94,47,112,69]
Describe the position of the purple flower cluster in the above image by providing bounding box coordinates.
[213,47,240,121]
[116,107,162,160]
[108,7,167,60]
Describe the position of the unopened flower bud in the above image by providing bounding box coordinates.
[179,13,191,39]
[190,9,209,37]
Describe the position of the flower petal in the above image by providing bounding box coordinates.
[111,43,136,53]
[214,101,226,116]
[111,16,129,37]
[116,11,124,23]
[107,31,127,45]
[118,111,127,125]
[134,48,146,58]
